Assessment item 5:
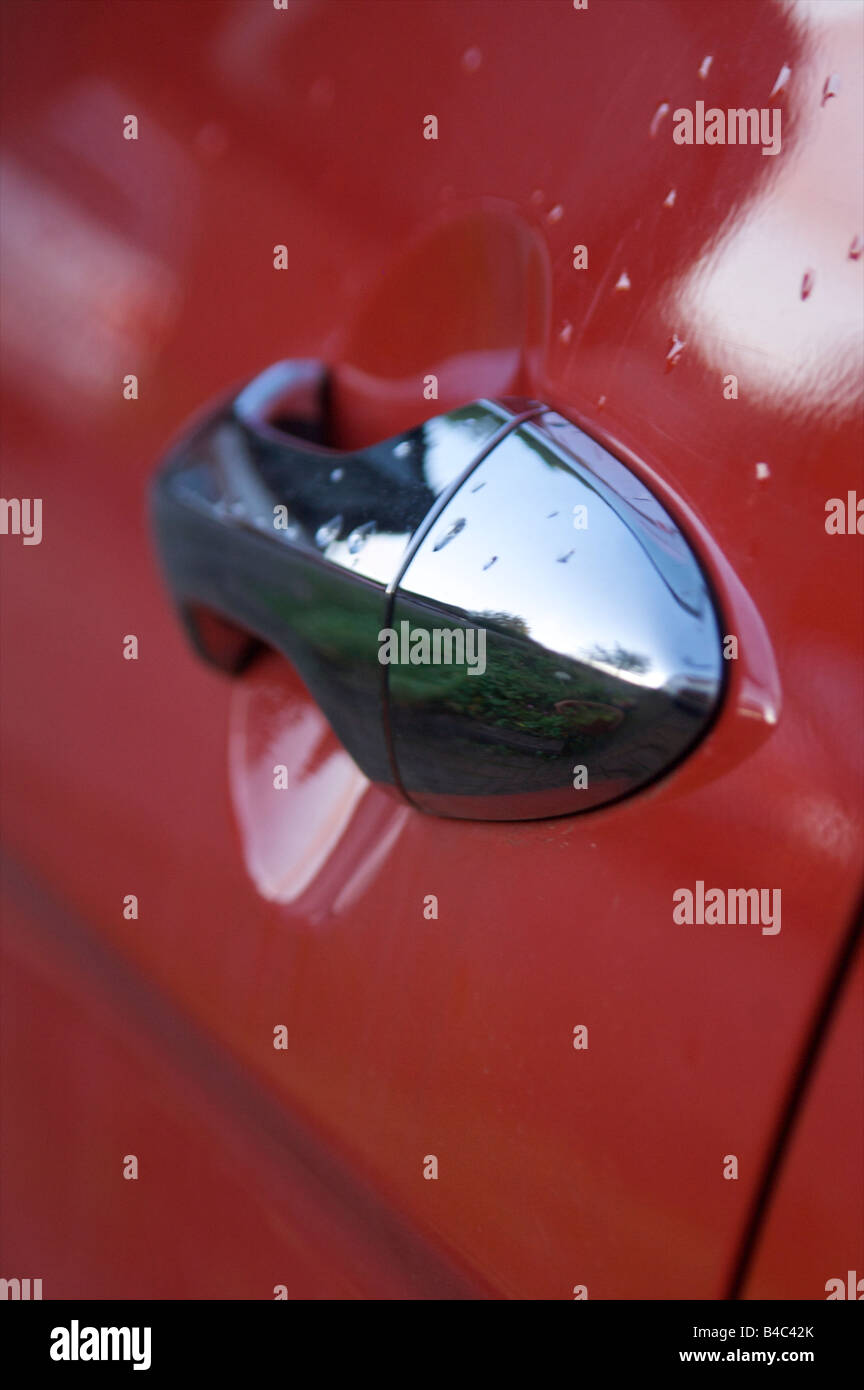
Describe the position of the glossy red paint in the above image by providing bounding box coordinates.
[1,0,861,1299]
[741,949,864,1301]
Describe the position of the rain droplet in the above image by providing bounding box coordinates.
[394,441,412,458]
[530,188,545,206]
[650,101,670,137]
[461,46,482,73]
[330,467,344,482]
[546,203,564,224]
[597,395,607,409]
[315,515,342,548]
[801,269,814,300]
[346,521,376,554]
[755,462,771,481]
[663,188,677,208]
[849,235,862,261]
[547,510,559,519]
[666,333,686,367]
[483,556,498,571]
[433,517,466,551]
[559,320,573,344]
[822,72,840,105]
[769,63,791,99]
[470,480,486,493]
[614,269,632,291]
[229,500,246,517]
[698,55,713,80]
[557,549,574,564]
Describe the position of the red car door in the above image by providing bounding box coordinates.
[1,0,861,1301]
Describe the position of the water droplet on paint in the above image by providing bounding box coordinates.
[801,269,814,300]
[530,188,545,206]
[698,55,713,80]
[755,462,771,481]
[330,467,344,482]
[769,63,791,98]
[229,500,246,517]
[650,101,670,137]
[663,188,677,208]
[597,395,607,409]
[461,46,482,73]
[822,72,840,105]
[546,204,564,224]
[433,517,466,551]
[315,515,342,548]
[346,521,376,554]
[559,320,573,344]
[614,270,631,291]
[666,334,686,367]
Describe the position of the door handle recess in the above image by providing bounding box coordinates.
[152,360,724,820]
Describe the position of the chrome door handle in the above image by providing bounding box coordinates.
[152,360,724,820]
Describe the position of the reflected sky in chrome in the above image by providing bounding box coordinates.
[398,420,721,695]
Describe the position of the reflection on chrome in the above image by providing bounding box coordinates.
[390,414,725,817]
[154,363,726,820]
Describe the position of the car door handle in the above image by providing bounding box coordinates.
[152,360,724,820]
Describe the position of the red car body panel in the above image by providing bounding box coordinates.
[1,0,862,1298]
[742,948,864,1300]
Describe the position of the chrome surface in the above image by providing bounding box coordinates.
[152,362,519,787]
[388,414,725,818]
[153,363,725,819]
